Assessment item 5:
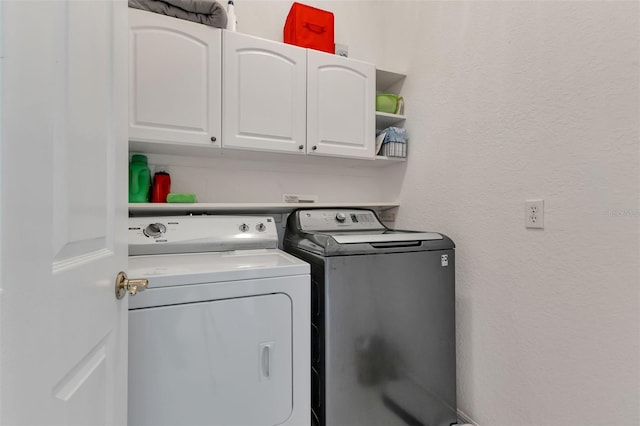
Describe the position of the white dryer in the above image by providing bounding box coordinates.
[127,215,310,426]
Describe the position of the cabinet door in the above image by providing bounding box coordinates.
[307,50,375,159]
[129,9,221,147]
[223,31,306,154]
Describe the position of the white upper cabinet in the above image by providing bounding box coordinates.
[129,9,221,147]
[307,50,375,160]
[223,31,307,154]
[128,13,378,161]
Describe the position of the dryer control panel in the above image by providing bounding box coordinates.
[128,216,278,255]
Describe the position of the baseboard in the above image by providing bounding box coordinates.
[457,408,479,426]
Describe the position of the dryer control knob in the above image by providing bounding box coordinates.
[335,212,346,223]
[144,223,166,238]
[256,223,266,232]
[239,223,249,232]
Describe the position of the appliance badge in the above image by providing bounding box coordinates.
[441,254,449,267]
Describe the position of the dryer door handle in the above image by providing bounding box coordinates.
[260,342,274,380]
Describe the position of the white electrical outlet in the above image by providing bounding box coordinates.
[525,199,544,229]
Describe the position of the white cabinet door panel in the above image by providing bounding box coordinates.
[129,9,221,146]
[223,31,306,154]
[307,50,375,159]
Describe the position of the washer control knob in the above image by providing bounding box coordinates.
[335,212,346,223]
[256,223,266,232]
[144,223,166,238]
[239,223,249,232]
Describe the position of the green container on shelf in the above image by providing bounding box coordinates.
[129,154,151,203]
[376,94,399,114]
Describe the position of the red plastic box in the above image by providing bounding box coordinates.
[284,2,335,54]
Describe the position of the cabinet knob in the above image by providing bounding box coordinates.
[210,136,217,142]
[298,145,304,150]
[312,146,317,151]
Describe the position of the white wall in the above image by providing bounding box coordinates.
[379,1,639,425]
[144,152,404,203]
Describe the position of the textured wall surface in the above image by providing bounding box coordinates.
[144,153,404,203]
[380,2,640,425]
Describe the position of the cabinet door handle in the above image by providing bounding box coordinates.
[210,136,217,142]
[312,146,317,151]
[298,145,304,150]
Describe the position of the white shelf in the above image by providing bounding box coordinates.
[375,155,406,162]
[129,202,400,215]
[374,68,407,161]
[376,112,406,129]
[132,140,405,167]
[376,69,406,92]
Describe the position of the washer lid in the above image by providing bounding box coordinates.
[127,249,309,288]
[330,231,443,244]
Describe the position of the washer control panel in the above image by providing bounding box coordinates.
[296,209,384,232]
[129,216,277,255]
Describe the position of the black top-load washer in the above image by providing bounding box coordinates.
[284,208,457,426]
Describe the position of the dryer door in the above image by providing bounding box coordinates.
[129,293,293,426]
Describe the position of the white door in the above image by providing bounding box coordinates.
[0,1,129,425]
[129,9,222,148]
[307,50,376,159]
[223,31,307,154]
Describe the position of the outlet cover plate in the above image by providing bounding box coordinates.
[525,199,544,229]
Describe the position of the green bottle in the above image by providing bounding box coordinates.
[129,154,151,203]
